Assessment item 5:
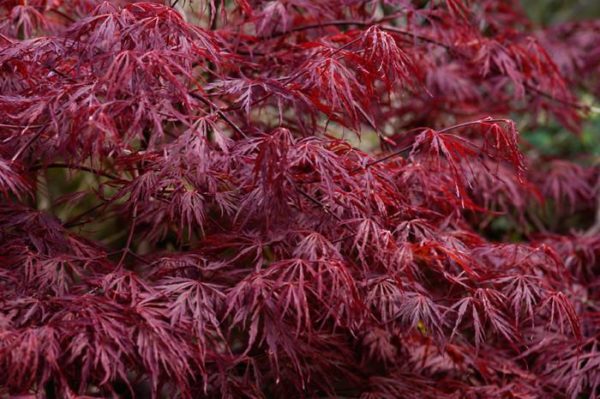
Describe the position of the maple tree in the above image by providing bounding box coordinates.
[1,0,599,397]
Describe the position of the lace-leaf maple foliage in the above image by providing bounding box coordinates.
[1,0,599,398]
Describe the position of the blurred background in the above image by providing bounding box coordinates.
[523,0,600,25]
[520,0,600,160]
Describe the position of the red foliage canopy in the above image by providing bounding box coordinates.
[1,0,599,398]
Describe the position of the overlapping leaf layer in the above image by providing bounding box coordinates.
[1,1,599,397]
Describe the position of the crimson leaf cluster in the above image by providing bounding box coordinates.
[1,0,599,398]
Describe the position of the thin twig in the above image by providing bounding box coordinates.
[28,163,122,181]
[188,92,248,138]
[295,186,343,223]
[117,204,138,269]
[357,143,414,170]
[258,20,584,111]
[294,186,358,242]
[259,19,454,52]
[437,117,509,134]
[63,201,111,228]
[11,128,43,162]
[352,117,509,172]
[524,83,588,111]
[49,8,76,23]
